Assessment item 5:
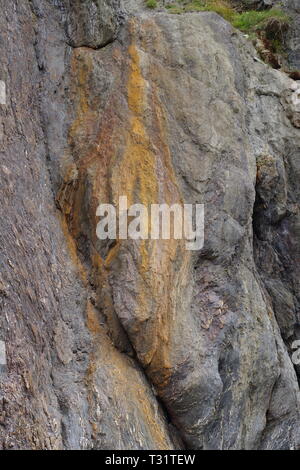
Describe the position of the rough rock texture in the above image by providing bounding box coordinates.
[283,0,300,69]
[232,0,300,69]
[65,0,123,49]
[231,0,274,9]
[0,0,299,450]
[0,0,175,450]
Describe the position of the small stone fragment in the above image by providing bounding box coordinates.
[0,341,7,373]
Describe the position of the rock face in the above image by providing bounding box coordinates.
[231,0,273,9]
[232,1,300,69]
[65,0,122,49]
[0,0,299,450]
[0,0,175,450]
[283,0,300,69]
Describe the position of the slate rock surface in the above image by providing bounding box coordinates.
[0,0,299,450]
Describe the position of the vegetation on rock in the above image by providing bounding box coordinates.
[146,0,158,8]
[145,1,291,68]
[150,0,290,33]
[232,8,290,34]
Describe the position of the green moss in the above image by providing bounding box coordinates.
[152,1,237,20]
[168,7,185,13]
[271,38,284,54]
[146,2,290,42]
[232,9,290,33]
[204,1,236,22]
[164,3,184,13]
[146,0,158,8]
[145,1,291,68]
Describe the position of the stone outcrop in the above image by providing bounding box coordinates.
[231,0,273,9]
[65,0,123,49]
[0,0,299,450]
[232,0,300,69]
[283,0,300,69]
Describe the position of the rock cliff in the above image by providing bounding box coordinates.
[0,0,299,450]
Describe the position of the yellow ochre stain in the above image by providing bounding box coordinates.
[61,30,191,395]
[109,36,180,379]
[69,50,93,145]
[60,45,174,445]
[111,44,158,215]
[85,300,172,450]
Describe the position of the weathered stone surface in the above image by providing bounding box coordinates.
[65,0,122,49]
[0,0,299,450]
[231,0,274,8]
[0,341,6,374]
[283,0,300,69]
[0,0,175,450]
[230,1,300,69]
[283,81,300,127]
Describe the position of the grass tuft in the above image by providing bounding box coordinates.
[146,0,158,8]
[232,9,290,33]
[144,1,291,65]
[146,2,290,40]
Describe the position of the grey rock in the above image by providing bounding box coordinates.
[229,0,300,69]
[65,0,122,49]
[0,0,299,451]
[231,0,274,8]
[283,1,300,69]
[0,341,6,374]
[0,0,174,450]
